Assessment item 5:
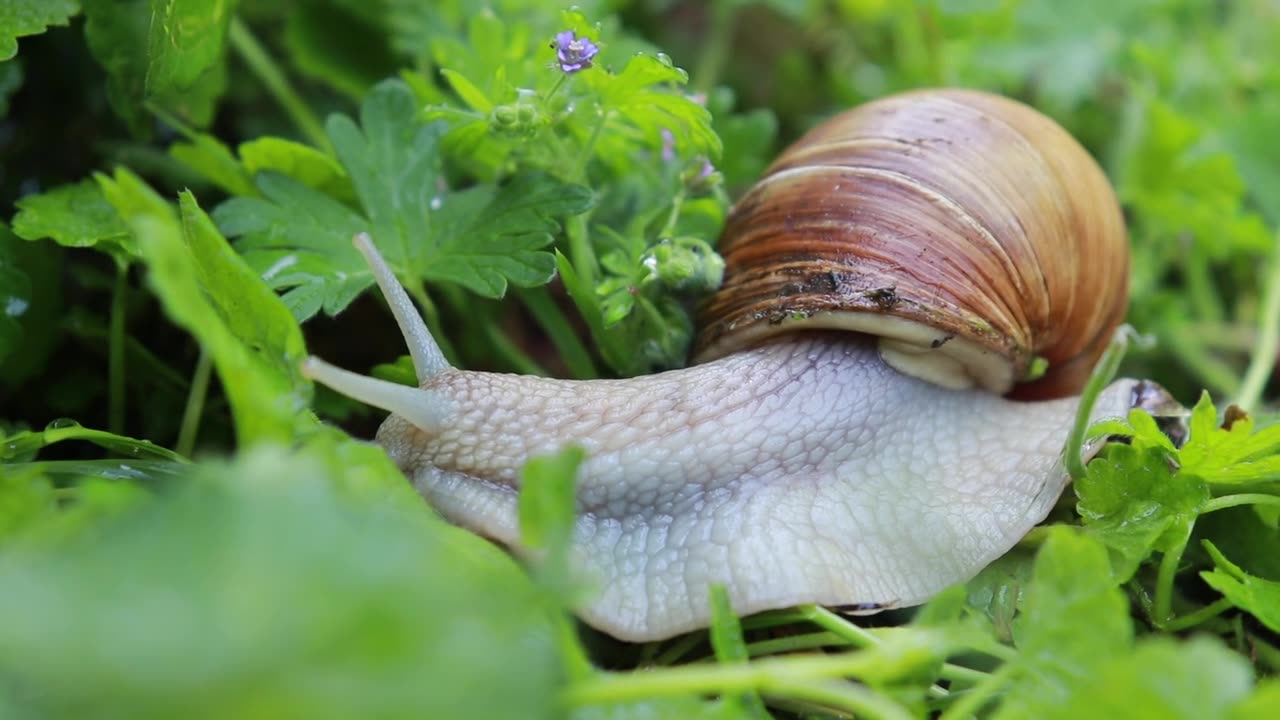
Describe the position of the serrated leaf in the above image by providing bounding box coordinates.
[589,53,721,160]
[12,179,134,257]
[217,81,592,316]
[1075,444,1208,581]
[327,79,442,269]
[1202,541,1280,633]
[0,0,78,61]
[426,174,593,297]
[212,172,369,320]
[98,169,311,444]
[995,528,1132,719]
[1179,392,1280,484]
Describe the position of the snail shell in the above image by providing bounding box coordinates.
[695,89,1129,399]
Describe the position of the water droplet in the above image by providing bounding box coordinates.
[46,418,80,430]
[430,196,444,211]
[4,297,29,318]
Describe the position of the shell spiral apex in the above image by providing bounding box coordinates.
[694,88,1130,399]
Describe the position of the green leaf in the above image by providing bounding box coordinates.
[0,419,188,464]
[587,53,721,162]
[425,173,593,297]
[1202,541,1280,633]
[217,80,592,317]
[1042,636,1255,719]
[441,68,494,113]
[146,0,236,101]
[519,445,584,596]
[0,465,56,542]
[12,179,134,257]
[1179,393,1280,484]
[82,0,228,133]
[0,0,77,61]
[518,445,584,553]
[326,79,443,267]
[213,172,369,320]
[707,585,768,718]
[995,528,1132,719]
[1075,444,1209,581]
[238,136,355,202]
[97,169,311,444]
[0,446,564,720]
[169,134,256,197]
[1231,681,1280,719]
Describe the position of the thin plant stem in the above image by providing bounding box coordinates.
[543,74,568,103]
[227,17,331,152]
[516,287,598,378]
[1163,597,1233,632]
[1065,326,1135,482]
[1235,243,1280,410]
[651,632,706,666]
[802,606,991,690]
[566,214,597,287]
[1153,532,1191,626]
[766,678,915,720]
[1168,324,1242,397]
[566,649,909,706]
[407,282,460,366]
[1204,493,1280,514]
[576,111,609,181]
[693,0,734,93]
[109,262,129,435]
[936,663,1016,720]
[176,350,212,457]
[744,632,850,657]
[483,321,548,376]
[1185,246,1226,323]
[659,188,687,238]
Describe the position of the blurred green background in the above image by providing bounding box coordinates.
[3,0,1277,435]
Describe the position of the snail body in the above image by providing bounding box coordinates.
[305,90,1150,641]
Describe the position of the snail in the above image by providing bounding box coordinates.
[302,89,1168,642]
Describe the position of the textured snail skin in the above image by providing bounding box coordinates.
[362,335,1137,641]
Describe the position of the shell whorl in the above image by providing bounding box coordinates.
[693,89,1129,399]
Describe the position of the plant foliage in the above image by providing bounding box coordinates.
[1,0,1279,717]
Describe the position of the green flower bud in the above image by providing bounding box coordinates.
[643,237,725,294]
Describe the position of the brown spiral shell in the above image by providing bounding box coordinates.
[693,89,1129,400]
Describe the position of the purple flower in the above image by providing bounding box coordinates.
[660,128,676,162]
[553,31,599,73]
